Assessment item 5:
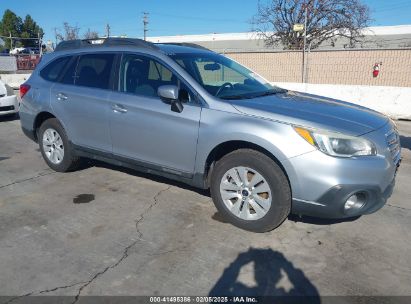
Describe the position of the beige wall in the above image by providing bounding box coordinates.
[227,49,411,87]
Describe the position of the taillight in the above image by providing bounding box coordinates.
[20,84,31,99]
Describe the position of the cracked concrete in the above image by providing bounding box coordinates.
[0,170,55,189]
[71,185,173,303]
[0,117,410,299]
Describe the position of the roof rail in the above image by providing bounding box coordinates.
[55,38,159,52]
[157,42,211,51]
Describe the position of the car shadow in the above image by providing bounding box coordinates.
[85,160,361,227]
[87,159,210,197]
[209,247,320,302]
[400,135,411,151]
[287,214,361,225]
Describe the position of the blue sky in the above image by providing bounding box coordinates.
[1,0,411,43]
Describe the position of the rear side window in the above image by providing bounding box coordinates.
[40,56,71,82]
[75,53,115,89]
[60,57,78,85]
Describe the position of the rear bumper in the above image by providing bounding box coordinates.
[0,95,19,115]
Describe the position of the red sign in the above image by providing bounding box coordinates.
[15,55,41,70]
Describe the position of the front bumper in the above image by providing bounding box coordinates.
[282,121,399,219]
[0,95,19,116]
[291,178,396,218]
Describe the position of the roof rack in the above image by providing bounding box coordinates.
[55,38,159,52]
[157,42,211,51]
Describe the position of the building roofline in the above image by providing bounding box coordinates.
[147,24,411,43]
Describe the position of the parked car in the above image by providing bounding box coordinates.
[19,38,400,232]
[9,47,25,55]
[0,79,19,117]
[0,49,10,56]
[20,47,40,55]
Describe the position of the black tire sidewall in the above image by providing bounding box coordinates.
[38,118,76,172]
[210,150,291,232]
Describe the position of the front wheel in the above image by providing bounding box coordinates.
[210,149,291,232]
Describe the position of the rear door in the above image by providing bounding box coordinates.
[50,53,116,152]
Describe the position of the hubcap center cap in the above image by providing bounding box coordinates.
[241,189,249,197]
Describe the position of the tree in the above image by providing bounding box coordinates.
[0,10,44,49]
[56,22,80,41]
[84,28,99,40]
[21,15,44,48]
[252,0,371,49]
[0,9,22,48]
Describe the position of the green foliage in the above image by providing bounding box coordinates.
[21,15,44,47]
[0,9,44,49]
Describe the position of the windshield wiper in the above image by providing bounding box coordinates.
[220,89,288,100]
[220,95,252,100]
[253,89,288,98]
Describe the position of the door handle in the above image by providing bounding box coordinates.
[56,93,68,101]
[112,104,128,113]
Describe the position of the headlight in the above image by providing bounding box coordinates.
[294,127,376,158]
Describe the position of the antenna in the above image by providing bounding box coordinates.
[143,12,149,41]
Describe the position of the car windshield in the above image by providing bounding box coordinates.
[169,52,286,100]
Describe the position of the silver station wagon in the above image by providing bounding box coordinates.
[19,38,400,232]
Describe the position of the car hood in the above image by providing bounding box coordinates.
[230,91,389,136]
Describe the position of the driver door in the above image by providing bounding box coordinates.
[108,53,201,176]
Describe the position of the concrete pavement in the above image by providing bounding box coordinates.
[0,116,410,302]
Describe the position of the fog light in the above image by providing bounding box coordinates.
[344,192,367,214]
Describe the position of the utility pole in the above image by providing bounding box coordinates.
[106,23,111,38]
[38,31,42,56]
[143,12,149,41]
[9,32,13,51]
[53,28,58,49]
[302,4,308,83]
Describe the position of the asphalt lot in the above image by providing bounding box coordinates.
[0,115,410,301]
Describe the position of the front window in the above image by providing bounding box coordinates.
[119,54,193,102]
[169,52,286,100]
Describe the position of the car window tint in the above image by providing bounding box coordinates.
[40,56,71,82]
[60,56,78,85]
[119,54,177,97]
[75,53,115,89]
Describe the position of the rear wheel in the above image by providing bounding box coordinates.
[210,149,291,232]
[38,118,81,172]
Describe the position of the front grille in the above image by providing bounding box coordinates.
[0,105,15,112]
[385,127,401,165]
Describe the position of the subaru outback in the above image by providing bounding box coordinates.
[19,38,400,232]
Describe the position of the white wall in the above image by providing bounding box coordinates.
[273,82,411,120]
[0,72,409,120]
[0,73,31,89]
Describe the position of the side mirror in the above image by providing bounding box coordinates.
[158,85,184,113]
[158,85,178,102]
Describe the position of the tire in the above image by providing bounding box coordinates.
[210,149,291,232]
[38,118,81,172]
